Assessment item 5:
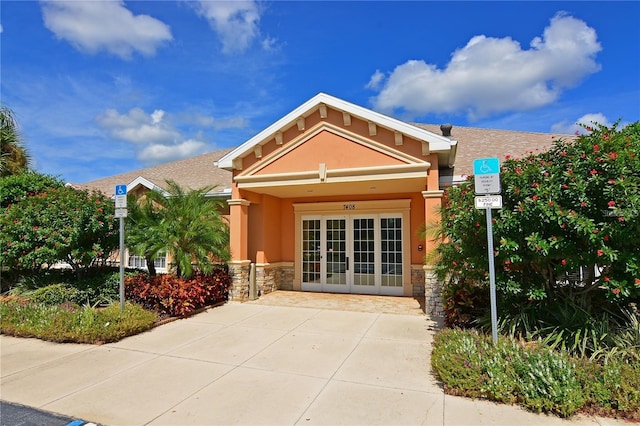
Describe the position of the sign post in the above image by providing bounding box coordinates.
[473,158,501,344]
[115,185,127,312]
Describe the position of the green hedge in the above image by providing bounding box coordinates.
[0,298,157,344]
[431,328,640,420]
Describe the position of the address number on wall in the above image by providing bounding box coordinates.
[343,204,356,210]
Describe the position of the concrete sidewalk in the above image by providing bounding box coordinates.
[0,301,625,425]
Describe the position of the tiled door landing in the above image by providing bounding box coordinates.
[245,290,426,316]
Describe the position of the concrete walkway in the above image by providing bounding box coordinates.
[0,295,626,425]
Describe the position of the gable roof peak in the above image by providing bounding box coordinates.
[217,93,456,170]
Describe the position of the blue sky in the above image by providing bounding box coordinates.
[2,1,639,184]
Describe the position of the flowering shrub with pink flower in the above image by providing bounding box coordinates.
[0,185,118,274]
[434,121,639,326]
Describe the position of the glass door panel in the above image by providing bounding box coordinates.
[352,217,376,288]
[302,219,321,284]
[381,217,403,287]
[325,218,347,287]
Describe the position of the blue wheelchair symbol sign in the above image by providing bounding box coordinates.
[115,185,127,196]
[473,158,500,175]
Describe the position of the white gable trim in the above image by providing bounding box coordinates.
[127,176,169,197]
[216,93,456,170]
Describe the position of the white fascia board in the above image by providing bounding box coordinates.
[216,93,455,169]
[205,188,232,199]
[321,94,454,149]
[127,176,169,197]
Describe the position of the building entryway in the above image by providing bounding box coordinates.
[301,214,404,295]
[247,290,425,315]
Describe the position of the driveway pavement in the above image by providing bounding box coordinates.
[0,295,627,425]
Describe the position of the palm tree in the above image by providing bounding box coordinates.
[135,180,230,278]
[1,106,32,176]
[125,192,165,276]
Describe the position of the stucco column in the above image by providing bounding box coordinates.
[228,198,250,261]
[422,190,444,320]
[227,198,251,301]
[421,190,444,255]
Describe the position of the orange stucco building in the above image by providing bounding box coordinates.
[215,93,457,309]
[83,93,566,317]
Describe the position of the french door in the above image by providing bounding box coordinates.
[301,214,404,295]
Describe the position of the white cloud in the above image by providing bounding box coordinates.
[192,0,263,54]
[365,70,385,90]
[40,0,172,59]
[261,36,279,51]
[95,107,220,166]
[369,13,602,120]
[187,113,249,130]
[551,113,611,135]
[96,108,181,144]
[138,139,207,164]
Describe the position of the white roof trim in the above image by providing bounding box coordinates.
[217,93,455,170]
[127,176,169,196]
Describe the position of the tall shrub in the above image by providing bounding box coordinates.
[0,186,118,275]
[434,121,639,323]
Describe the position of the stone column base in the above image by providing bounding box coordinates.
[228,261,295,301]
[228,260,251,301]
[424,264,444,320]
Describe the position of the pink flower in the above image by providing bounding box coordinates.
[590,169,598,176]
[609,152,618,160]
[593,144,599,152]
[561,259,567,266]
[597,250,604,257]
[608,200,615,207]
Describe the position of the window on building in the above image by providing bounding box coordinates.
[128,252,167,270]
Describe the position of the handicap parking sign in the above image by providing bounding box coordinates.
[115,185,127,196]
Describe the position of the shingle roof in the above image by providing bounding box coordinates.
[80,148,234,197]
[80,125,573,195]
[415,124,574,178]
